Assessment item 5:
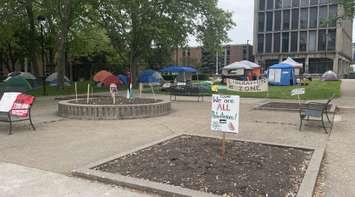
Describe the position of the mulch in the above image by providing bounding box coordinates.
[95,135,313,197]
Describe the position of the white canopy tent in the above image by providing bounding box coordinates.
[350,64,355,73]
[281,57,303,75]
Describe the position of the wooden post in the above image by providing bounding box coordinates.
[74,82,78,102]
[86,84,90,104]
[221,132,226,160]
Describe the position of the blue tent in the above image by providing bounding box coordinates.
[268,63,296,86]
[160,65,198,73]
[138,69,163,84]
[117,74,129,85]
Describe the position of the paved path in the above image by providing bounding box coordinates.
[336,79,355,108]
[318,79,355,196]
[0,162,152,197]
[0,93,354,196]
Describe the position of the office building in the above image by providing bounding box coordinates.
[253,0,353,76]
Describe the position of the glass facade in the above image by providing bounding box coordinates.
[291,9,299,29]
[274,33,281,52]
[282,32,289,52]
[266,12,273,31]
[283,10,290,30]
[265,33,273,52]
[275,11,282,30]
[291,32,298,51]
[257,0,337,54]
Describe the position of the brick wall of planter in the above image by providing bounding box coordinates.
[58,99,171,120]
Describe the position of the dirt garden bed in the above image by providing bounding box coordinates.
[93,135,313,197]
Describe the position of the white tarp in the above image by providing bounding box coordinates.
[282,57,303,68]
[223,60,260,70]
[268,69,281,83]
[0,92,21,112]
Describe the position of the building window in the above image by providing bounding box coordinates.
[258,34,265,53]
[267,0,274,9]
[258,12,265,32]
[266,12,273,31]
[320,0,328,4]
[329,5,337,27]
[282,32,289,52]
[291,9,299,29]
[300,0,309,7]
[292,0,299,7]
[310,0,318,6]
[283,0,292,8]
[275,11,282,30]
[318,30,327,51]
[274,33,281,52]
[327,29,336,50]
[300,8,308,29]
[283,10,290,30]
[319,6,328,27]
[275,0,282,8]
[299,31,307,51]
[265,33,273,52]
[308,31,317,51]
[309,7,318,28]
[259,0,266,10]
[291,32,298,52]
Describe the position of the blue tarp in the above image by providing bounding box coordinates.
[138,69,163,83]
[117,74,129,85]
[268,63,296,86]
[160,65,198,73]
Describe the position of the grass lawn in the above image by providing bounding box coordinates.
[144,80,341,100]
[26,81,108,97]
[219,80,341,100]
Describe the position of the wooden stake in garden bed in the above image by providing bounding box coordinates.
[221,132,226,160]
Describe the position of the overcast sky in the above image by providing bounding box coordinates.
[190,0,355,46]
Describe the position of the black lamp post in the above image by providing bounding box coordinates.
[37,15,46,96]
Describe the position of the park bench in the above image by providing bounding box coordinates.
[0,92,36,135]
[299,94,336,134]
[167,84,209,102]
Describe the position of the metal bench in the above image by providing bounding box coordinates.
[0,93,36,135]
[299,95,336,134]
[168,84,209,102]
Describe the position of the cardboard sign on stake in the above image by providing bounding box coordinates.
[211,94,240,159]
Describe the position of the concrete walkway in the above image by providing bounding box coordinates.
[0,91,354,196]
[0,162,152,197]
[318,79,355,196]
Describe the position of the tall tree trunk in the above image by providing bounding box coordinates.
[56,0,71,89]
[25,0,39,75]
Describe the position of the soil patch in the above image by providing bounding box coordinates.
[95,135,313,197]
[68,96,158,105]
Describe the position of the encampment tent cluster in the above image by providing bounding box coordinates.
[1,72,40,92]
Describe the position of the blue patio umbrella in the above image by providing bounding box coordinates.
[138,69,163,83]
[117,74,129,85]
[160,65,198,73]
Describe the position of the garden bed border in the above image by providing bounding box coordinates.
[72,134,325,197]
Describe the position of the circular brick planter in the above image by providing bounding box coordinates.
[58,98,171,120]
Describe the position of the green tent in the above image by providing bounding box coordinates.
[3,75,32,92]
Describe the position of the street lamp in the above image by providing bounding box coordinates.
[37,15,46,96]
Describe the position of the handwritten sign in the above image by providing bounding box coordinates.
[291,88,305,96]
[110,83,118,95]
[227,78,268,92]
[211,94,240,133]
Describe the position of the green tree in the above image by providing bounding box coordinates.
[92,0,234,82]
